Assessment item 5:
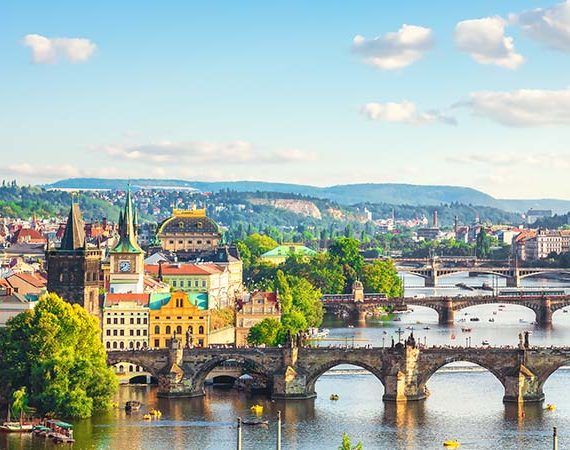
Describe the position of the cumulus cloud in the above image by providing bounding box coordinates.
[455,17,524,68]
[22,34,96,63]
[511,1,570,52]
[352,25,434,70]
[361,101,456,126]
[458,87,570,127]
[101,140,317,165]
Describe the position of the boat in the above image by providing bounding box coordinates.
[242,419,269,426]
[546,404,556,411]
[564,310,569,314]
[38,420,74,444]
[461,327,472,332]
[443,440,461,448]
[423,326,430,330]
[125,400,142,412]
[482,340,490,346]
[0,404,33,433]
[250,404,264,414]
[347,325,354,329]
[393,317,402,322]
[519,319,527,323]
[149,409,162,417]
[330,394,339,401]
[492,311,497,315]
[143,414,152,420]
[488,318,495,322]
[469,317,480,322]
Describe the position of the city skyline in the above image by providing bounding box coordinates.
[3,0,570,199]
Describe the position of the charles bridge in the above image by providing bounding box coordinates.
[108,337,570,404]
[322,293,570,326]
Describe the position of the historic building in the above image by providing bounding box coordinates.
[260,244,317,265]
[149,291,210,349]
[0,282,36,326]
[235,291,280,347]
[156,209,221,253]
[109,190,145,294]
[102,293,150,351]
[46,201,102,316]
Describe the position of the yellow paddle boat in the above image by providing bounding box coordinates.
[149,409,162,417]
[250,404,263,414]
[143,414,152,420]
[546,404,556,411]
[443,440,461,447]
[330,394,339,401]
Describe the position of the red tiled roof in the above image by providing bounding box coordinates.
[105,293,150,307]
[7,272,47,289]
[12,228,47,243]
[146,263,223,276]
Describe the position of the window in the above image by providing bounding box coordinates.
[120,341,125,349]
[154,325,160,334]
[113,330,118,336]
[202,281,206,288]
[194,280,199,287]
[120,330,124,336]
[136,341,141,349]
[143,318,148,324]
[130,318,134,324]
[188,240,193,244]
[136,330,141,336]
[177,316,182,320]
[178,240,183,244]
[106,318,111,324]
[198,325,204,334]
[136,318,141,324]
[197,240,202,244]
[165,325,171,334]
[154,339,159,347]
[176,325,182,334]
[130,330,134,336]
[206,240,211,244]
[106,330,111,336]
[169,240,174,244]
[106,342,110,349]
[129,342,134,349]
[113,342,117,349]
[113,318,118,325]
[120,318,125,325]
[143,330,147,336]
[173,280,177,287]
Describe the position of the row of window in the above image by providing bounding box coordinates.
[170,279,207,288]
[106,329,147,336]
[168,239,212,245]
[106,317,148,325]
[154,316,205,320]
[106,341,147,349]
[154,325,205,335]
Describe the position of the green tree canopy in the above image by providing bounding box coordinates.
[247,318,282,346]
[0,293,118,418]
[361,259,403,298]
[328,237,364,273]
[243,233,279,258]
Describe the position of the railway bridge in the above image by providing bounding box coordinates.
[107,337,570,404]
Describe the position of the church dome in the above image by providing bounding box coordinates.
[157,209,220,236]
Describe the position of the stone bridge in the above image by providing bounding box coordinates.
[107,338,570,404]
[322,295,570,326]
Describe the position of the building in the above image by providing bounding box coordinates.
[526,209,553,225]
[156,208,221,253]
[149,262,231,309]
[235,291,280,347]
[416,227,441,241]
[102,293,150,351]
[109,189,145,294]
[11,228,47,245]
[0,284,36,326]
[4,272,46,297]
[149,291,210,349]
[513,229,570,261]
[46,201,102,316]
[260,244,317,265]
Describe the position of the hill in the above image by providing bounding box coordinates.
[45,178,570,213]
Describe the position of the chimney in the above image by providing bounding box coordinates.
[433,210,438,228]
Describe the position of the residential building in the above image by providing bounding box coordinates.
[260,244,317,265]
[102,293,150,351]
[149,291,210,349]
[0,284,36,326]
[416,227,441,241]
[156,208,221,253]
[46,201,102,316]
[513,229,570,261]
[235,291,280,347]
[4,272,46,297]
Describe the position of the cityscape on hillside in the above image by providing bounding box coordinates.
[3,1,570,448]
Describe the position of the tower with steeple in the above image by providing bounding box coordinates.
[109,188,144,293]
[46,197,102,316]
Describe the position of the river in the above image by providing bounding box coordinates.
[3,273,570,449]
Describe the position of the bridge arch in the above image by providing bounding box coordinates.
[190,356,273,395]
[437,269,511,280]
[305,359,384,396]
[107,358,159,378]
[419,356,506,389]
[519,269,570,280]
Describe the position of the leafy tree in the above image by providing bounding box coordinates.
[288,276,323,327]
[274,270,293,314]
[0,293,118,418]
[361,260,403,298]
[11,387,29,419]
[476,229,491,258]
[339,433,363,450]
[247,318,282,346]
[282,253,345,294]
[328,237,364,273]
[243,233,279,258]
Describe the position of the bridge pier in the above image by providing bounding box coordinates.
[503,364,544,403]
[535,297,553,326]
[438,299,455,325]
[383,345,428,402]
[157,337,204,398]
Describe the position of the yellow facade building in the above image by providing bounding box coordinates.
[149,291,210,349]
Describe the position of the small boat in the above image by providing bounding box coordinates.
[493,311,497,315]
[469,317,480,322]
[347,325,354,328]
[461,327,472,332]
[393,317,401,322]
[443,440,461,448]
[488,318,495,322]
[406,326,414,330]
[564,310,569,314]
[519,319,527,323]
[125,400,141,412]
[242,419,269,426]
[149,409,162,417]
[330,394,339,401]
[482,340,490,346]
[0,422,33,432]
[143,414,152,420]
[250,404,263,414]
[423,326,430,330]
[546,404,556,411]
[499,304,506,308]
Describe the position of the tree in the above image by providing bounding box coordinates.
[338,433,363,450]
[11,387,29,419]
[361,260,403,298]
[328,237,363,273]
[476,228,491,259]
[288,276,323,327]
[274,270,293,314]
[243,233,279,258]
[0,293,118,418]
[282,253,345,294]
[247,318,282,346]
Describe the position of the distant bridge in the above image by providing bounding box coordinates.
[107,338,570,404]
[322,294,570,326]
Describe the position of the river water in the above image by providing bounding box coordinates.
[3,273,570,450]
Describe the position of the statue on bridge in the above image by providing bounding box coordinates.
[186,327,194,349]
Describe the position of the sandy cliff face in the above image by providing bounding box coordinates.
[249,198,322,219]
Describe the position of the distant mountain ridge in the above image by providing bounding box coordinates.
[44,178,570,214]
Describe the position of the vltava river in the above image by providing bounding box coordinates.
[3,273,570,449]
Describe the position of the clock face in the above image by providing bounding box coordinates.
[119,260,131,272]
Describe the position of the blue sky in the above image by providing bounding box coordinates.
[2,1,570,199]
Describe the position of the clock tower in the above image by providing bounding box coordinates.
[109,188,144,293]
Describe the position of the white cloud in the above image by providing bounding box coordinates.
[22,34,96,64]
[101,140,318,165]
[352,25,434,70]
[459,87,570,127]
[447,152,570,169]
[511,1,570,52]
[455,17,524,69]
[361,101,456,126]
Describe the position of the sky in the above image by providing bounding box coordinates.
[2,1,570,199]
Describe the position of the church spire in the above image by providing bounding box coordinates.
[60,194,86,251]
[112,185,142,253]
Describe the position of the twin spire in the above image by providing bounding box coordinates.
[112,185,143,254]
